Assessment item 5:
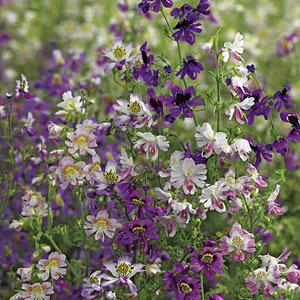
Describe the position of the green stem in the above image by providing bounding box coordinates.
[201,271,205,300]
[215,53,221,132]
[45,233,83,283]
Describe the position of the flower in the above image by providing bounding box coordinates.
[84,210,122,241]
[21,282,54,300]
[21,190,48,218]
[222,32,244,65]
[113,93,152,128]
[56,156,86,189]
[134,132,169,160]
[267,184,284,216]
[65,127,97,156]
[195,123,231,158]
[246,163,267,188]
[170,158,207,194]
[102,257,144,297]
[176,276,202,300]
[15,74,34,98]
[245,265,283,297]
[224,97,255,124]
[55,91,83,120]
[176,55,204,80]
[230,139,251,161]
[164,85,202,120]
[0,105,7,118]
[47,121,63,140]
[81,271,103,299]
[285,264,300,283]
[37,251,67,281]
[190,246,223,279]
[220,223,256,261]
[17,267,32,282]
[273,85,295,112]
[199,179,229,213]
[103,38,136,73]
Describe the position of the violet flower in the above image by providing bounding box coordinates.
[176,55,204,80]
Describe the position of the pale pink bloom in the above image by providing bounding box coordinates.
[155,215,186,237]
[201,40,213,53]
[102,257,144,297]
[55,156,86,189]
[21,282,54,300]
[245,265,283,297]
[17,267,32,282]
[83,154,101,184]
[9,219,24,232]
[195,123,231,158]
[260,248,291,270]
[56,91,83,120]
[278,282,299,292]
[119,148,137,176]
[94,160,120,192]
[84,210,122,241]
[230,139,251,161]
[267,184,284,215]
[146,258,161,275]
[247,163,268,187]
[285,264,300,283]
[81,271,103,298]
[37,251,67,281]
[113,93,152,128]
[171,158,207,195]
[65,127,97,156]
[15,74,29,97]
[222,32,244,65]
[47,121,63,140]
[199,179,229,213]
[76,119,98,133]
[224,97,255,124]
[21,190,48,218]
[134,132,169,161]
[49,149,64,160]
[220,223,255,261]
[171,200,196,224]
[9,292,24,300]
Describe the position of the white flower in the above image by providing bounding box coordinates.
[222,32,244,64]
[15,74,29,97]
[199,179,229,213]
[94,161,120,191]
[55,91,84,120]
[134,132,169,161]
[201,40,213,53]
[17,268,32,282]
[22,112,35,130]
[103,38,136,73]
[231,139,251,161]
[195,123,231,158]
[47,122,63,140]
[170,158,207,195]
[120,148,137,176]
[225,97,255,124]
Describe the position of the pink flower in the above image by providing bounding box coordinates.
[285,264,300,283]
[84,210,122,241]
[21,282,54,300]
[65,127,97,156]
[247,163,268,188]
[55,156,86,189]
[37,251,67,281]
[245,265,283,297]
[47,121,63,140]
[267,185,284,215]
[220,223,255,261]
[83,154,101,184]
[17,268,32,282]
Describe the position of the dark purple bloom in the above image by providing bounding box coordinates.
[164,85,202,119]
[273,85,295,112]
[270,138,290,157]
[138,0,173,13]
[280,111,300,143]
[121,218,159,253]
[180,141,208,165]
[147,88,164,118]
[245,136,273,167]
[163,262,190,291]
[164,65,172,73]
[173,13,202,45]
[190,246,223,279]
[176,276,202,300]
[209,292,226,300]
[176,56,204,80]
[171,4,194,19]
[196,0,210,16]
[246,64,255,73]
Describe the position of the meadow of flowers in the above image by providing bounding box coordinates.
[1,0,300,299]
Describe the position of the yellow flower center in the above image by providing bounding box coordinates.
[134,59,142,68]
[31,286,43,295]
[52,74,62,84]
[255,271,267,281]
[63,165,78,177]
[76,135,88,146]
[116,262,132,277]
[281,39,291,49]
[231,236,244,248]
[201,253,214,264]
[180,282,192,294]
[89,275,99,284]
[132,226,145,235]
[90,163,100,173]
[113,46,126,60]
[55,194,65,206]
[95,218,108,228]
[20,80,26,90]
[47,258,59,268]
[104,170,118,184]
[131,197,144,206]
[128,101,141,114]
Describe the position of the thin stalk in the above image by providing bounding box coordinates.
[201,271,205,300]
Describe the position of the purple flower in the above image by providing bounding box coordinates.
[147,88,164,118]
[190,246,223,279]
[121,218,159,252]
[172,13,202,45]
[273,85,295,112]
[163,262,190,291]
[164,85,202,119]
[176,276,202,300]
[270,138,290,157]
[246,64,255,73]
[280,111,300,143]
[209,292,226,300]
[176,56,204,80]
[138,0,173,13]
